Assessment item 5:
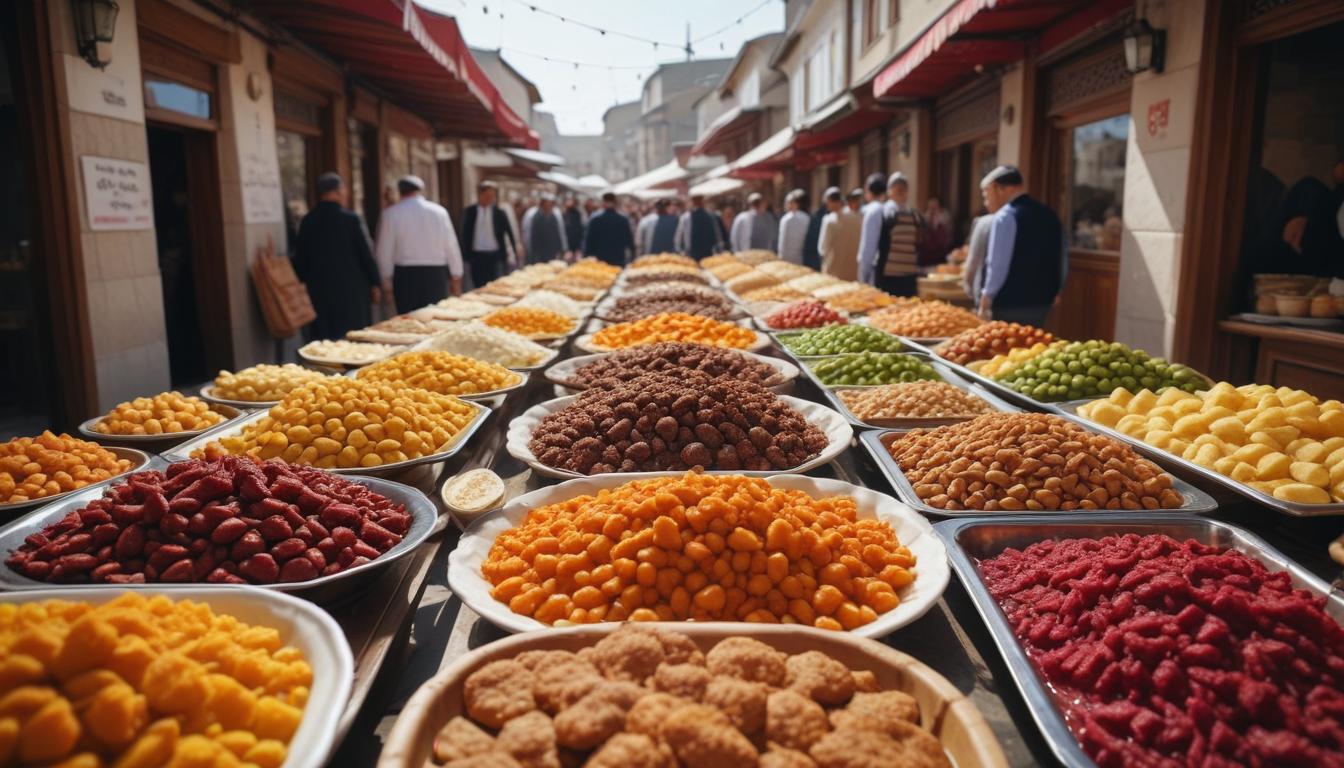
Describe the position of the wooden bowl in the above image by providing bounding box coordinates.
[377,622,1009,768]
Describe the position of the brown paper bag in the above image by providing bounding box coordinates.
[251,236,315,338]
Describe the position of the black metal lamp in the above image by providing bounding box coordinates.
[72,0,119,69]
[1123,18,1166,75]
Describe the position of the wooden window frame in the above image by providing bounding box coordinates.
[862,0,881,50]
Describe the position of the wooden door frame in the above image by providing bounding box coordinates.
[1172,0,1344,375]
[9,2,98,427]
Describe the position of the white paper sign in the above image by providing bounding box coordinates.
[81,156,153,231]
[241,149,284,223]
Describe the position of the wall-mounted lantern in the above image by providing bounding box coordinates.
[1123,18,1166,75]
[72,0,119,69]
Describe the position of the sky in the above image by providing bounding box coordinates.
[420,0,786,135]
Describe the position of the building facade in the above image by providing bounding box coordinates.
[635,59,733,176]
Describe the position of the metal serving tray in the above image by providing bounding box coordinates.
[198,384,287,410]
[0,473,436,604]
[160,399,491,479]
[813,358,1021,431]
[78,404,247,451]
[1055,399,1344,517]
[544,349,799,393]
[0,448,163,517]
[857,429,1218,517]
[933,514,1344,768]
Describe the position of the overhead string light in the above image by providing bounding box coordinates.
[499,47,676,71]
[509,0,681,49]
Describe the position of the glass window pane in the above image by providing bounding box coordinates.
[144,78,211,121]
[276,130,311,253]
[1068,114,1128,252]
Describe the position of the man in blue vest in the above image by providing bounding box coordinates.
[977,166,1067,327]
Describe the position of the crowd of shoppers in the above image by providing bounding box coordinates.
[292,167,1068,339]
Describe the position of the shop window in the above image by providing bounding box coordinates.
[143,78,211,121]
[1065,115,1128,253]
[276,129,315,253]
[862,0,880,48]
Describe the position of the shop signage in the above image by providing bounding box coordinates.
[1147,99,1170,139]
[80,156,153,231]
[241,150,284,224]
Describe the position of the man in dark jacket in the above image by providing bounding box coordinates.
[674,194,724,260]
[458,181,517,289]
[562,196,585,259]
[977,165,1066,327]
[291,172,380,340]
[802,197,825,270]
[582,192,634,266]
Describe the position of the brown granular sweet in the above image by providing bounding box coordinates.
[529,372,828,474]
[602,298,736,322]
[561,342,783,390]
[623,270,711,287]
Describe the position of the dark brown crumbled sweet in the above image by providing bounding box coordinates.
[563,342,781,389]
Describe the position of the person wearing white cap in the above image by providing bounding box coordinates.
[730,192,761,252]
[818,186,862,281]
[976,165,1066,326]
[877,171,923,296]
[855,173,889,286]
[374,174,464,313]
[521,193,568,264]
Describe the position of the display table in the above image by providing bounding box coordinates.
[318,331,1344,767]
[1220,319,1344,400]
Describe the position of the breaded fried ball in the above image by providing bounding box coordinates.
[444,753,523,768]
[828,690,920,736]
[580,626,666,682]
[465,660,536,728]
[662,704,758,768]
[626,692,692,739]
[647,627,705,666]
[584,733,676,768]
[652,662,711,701]
[433,716,496,763]
[785,651,856,706]
[809,722,951,768]
[533,660,603,713]
[706,637,787,686]
[851,670,880,693]
[703,675,768,734]
[552,682,648,750]
[766,690,831,752]
[514,649,579,672]
[496,711,559,768]
[761,747,819,768]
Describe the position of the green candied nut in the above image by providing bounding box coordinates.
[780,325,904,356]
[811,352,938,386]
[989,339,1207,402]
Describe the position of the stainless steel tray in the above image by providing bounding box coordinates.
[544,348,799,393]
[816,359,1021,431]
[1055,398,1344,517]
[0,472,437,604]
[933,514,1344,768]
[199,384,287,410]
[160,399,491,478]
[0,448,162,517]
[78,404,246,450]
[858,429,1217,517]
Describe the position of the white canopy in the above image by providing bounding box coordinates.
[537,170,586,192]
[611,160,689,195]
[728,127,795,175]
[689,176,745,197]
[576,174,611,191]
[505,147,566,167]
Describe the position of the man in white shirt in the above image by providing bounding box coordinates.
[856,173,889,285]
[635,204,660,256]
[374,175,464,313]
[730,192,764,252]
[521,193,569,264]
[459,181,517,289]
[777,189,811,264]
[817,187,862,281]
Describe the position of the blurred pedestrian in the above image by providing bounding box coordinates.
[650,199,680,254]
[977,165,1067,326]
[582,192,635,266]
[459,181,517,288]
[521,193,568,264]
[777,189,810,264]
[802,193,825,270]
[921,196,953,265]
[846,188,863,213]
[856,173,889,286]
[562,196,585,260]
[375,175,463,313]
[818,186,861,281]
[675,194,724,260]
[878,172,923,296]
[292,172,381,340]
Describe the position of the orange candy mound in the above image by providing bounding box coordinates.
[481,307,576,338]
[590,312,757,350]
[0,431,133,504]
[481,472,916,631]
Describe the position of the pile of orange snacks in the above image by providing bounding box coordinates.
[590,313,758,351]
[481,472,916,631]
[934,321,1055,365]
[480,307,576,339]
[865,300,983,338]
[91,392,226,436]
[202,378,477,469]
[0,593,311,767]
[355,351,522,397]
[0,432,133,504]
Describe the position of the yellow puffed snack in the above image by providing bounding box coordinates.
[92,392,225,436]
[0,594,310,767]
[1081,381,1344,502]
[355,350,522,397]
[199,378,477,469]
[212,364,330,403]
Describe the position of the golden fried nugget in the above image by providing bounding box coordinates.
[646,627,705,666]
[662,704,757,768]
[584,681,650,710]
[809,722,951,768]
[651,663,711,701]
[552,682,647,751]
[766,690,831,752]
[433,716,496,763]
[785,651,856,706]
[625,693,692,739]
[533,661,603,714]
[703,675,768,734]
[851,670,880,693]
[514,650,579,672]
[584,733,676,768]
[761,747,819,768]
[828,690,920,736]
[496,711,559,768]
[445,753,524,768]
[705,637,787,686]
[464,661,536,728]
[580,627,666,682]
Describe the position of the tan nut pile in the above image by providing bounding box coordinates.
[888,412,1185,511]
[837,381,995,422]
[432,625,951,767]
